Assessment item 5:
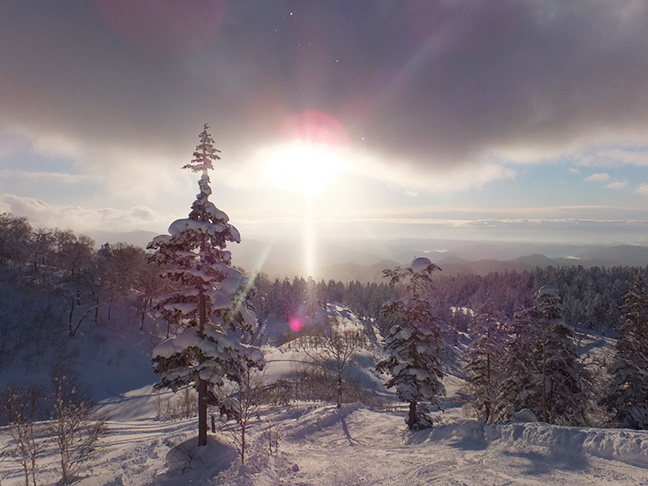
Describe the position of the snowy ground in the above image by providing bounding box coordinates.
[2,310,645,485]
[2,395,648,485]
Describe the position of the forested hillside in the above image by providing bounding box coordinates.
[0,210,642,367]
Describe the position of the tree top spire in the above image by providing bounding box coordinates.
[183,123,221,173]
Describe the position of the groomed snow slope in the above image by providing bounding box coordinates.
[3,402,647,485]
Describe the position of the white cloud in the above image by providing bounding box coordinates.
[501,145,648,170]
[0,169,92,184]
[0,193,171,233]
[578,146,648,168]
[0,129,29,159]
[607,181,629,190]
[223,144,517,195]
[638,184,648,196]
[586,172,610,183]
[0,125,193,205]
[310,216,648,245]
[320,150,517,193]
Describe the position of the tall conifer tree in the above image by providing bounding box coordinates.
[148,124,263,446]
[605,273,648,429]
[376,257,445,430]
[495,286,589,425]
[465,300,508,423]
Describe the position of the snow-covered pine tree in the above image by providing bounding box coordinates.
[494,286,589,425]
[148,124,264,447]
[375,257,445,430]
[605,273,648,429]
[493,305,538,422]
[464,300,508,423]
[537,285,590,425]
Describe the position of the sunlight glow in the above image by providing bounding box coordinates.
[304,193,315,277]
[256,111,351,277]
[262,141,345,193]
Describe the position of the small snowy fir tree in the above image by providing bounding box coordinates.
[494,286,589,425]
[537,285,590,425]
[375,257,445,430]
[493,305,538,422]
[605,273,648,429]
[464,300,508,423]
[148,124,264,446]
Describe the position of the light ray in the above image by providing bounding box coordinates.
[304,193,315,277]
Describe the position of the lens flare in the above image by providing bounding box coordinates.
[281,111,349,147]
[288,317,303,332]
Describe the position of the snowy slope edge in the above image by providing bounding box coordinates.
[418,419,648,468]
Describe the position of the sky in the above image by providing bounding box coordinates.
[1,0,648,250]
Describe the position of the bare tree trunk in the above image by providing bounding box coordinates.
[68,298,75,336]
[241,420,246,465]
[198,378,208,447]
[486,352,492,422]
[140,297,150,331]
[94,296,100,323]
[542,341,548,423]
[407,401,417,430]
[198,289,208,447]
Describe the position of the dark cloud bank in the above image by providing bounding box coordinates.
[1,1,648,176]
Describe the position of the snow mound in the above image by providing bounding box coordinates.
[511,408,538,423]
[414,419,648,469]
[157,435,237,485]
[411,256,434,273]
[496,422,648,469]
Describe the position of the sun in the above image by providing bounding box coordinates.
[263,140,344,193]
[255,139,346,277]
[253,111,350,277]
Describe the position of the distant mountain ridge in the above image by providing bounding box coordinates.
[84,230,648,282]
[87,230,159,249]
[321,244,648,282]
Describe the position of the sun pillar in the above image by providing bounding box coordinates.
[304,192,316,278]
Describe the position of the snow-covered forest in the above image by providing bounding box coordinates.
[1,127,648,485]
[2,207,648,484]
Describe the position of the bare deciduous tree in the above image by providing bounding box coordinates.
[221,368,268,464]
[303,316,367,408]
[0,443,8,486]
[48,371,106,486]
[0,385,43,486]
